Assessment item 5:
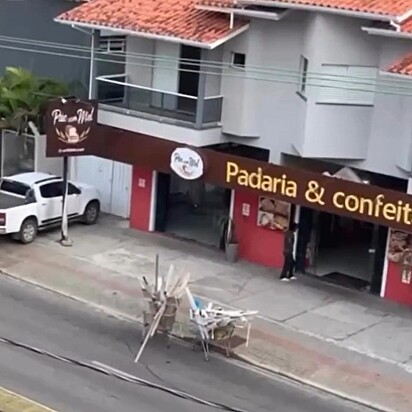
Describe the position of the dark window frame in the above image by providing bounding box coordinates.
[231,52,246,69]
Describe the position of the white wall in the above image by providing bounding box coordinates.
[151,41,180,92]
[363,38,412,177]
[221,14,307,157]
[35,135,63,176]
[204,47,223,97]
[151,41,180,110]
[222,13,306,156]
[126,36,154,87]
[301,14,379,159]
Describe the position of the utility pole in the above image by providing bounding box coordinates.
[30,118,71,246]
[60,154,71,246]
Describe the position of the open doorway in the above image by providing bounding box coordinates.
[296,207,387,293]
[155,172,231,248]
[177,45,201,115]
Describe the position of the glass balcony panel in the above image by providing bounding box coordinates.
[97,75,222,127]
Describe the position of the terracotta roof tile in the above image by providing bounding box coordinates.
[56,0,249,46]
[388,52,412,76]
[199,0,412,17]
[400,16,412,31]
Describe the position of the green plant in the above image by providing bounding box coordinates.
[0,67,69,133]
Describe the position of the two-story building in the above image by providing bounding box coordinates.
[54,0,412,306]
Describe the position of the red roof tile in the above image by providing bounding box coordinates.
[388,52,412,75]
[199,0,412,18]
[56,0,248,46]
[400,16,412,31]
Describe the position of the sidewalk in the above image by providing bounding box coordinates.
[0,214,412,411]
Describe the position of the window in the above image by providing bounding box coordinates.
[99,36,126,53]
[25,189,36,204]
[68,183,81,195]
[40,182,63,199]
[317,64,378,105]
[0,180,30,197]
[298,56,309,95]
[231,52,246,68]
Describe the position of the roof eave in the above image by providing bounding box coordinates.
[379,70,412,79]
[361,26,412,39]
[396,8,412,23]
[230,0,397,21]
[54,18,249,49]
[196,5,292,21]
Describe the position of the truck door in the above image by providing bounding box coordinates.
[38,182,63,225]
[67,183,81,217]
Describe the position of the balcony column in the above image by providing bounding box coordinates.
[195,49,208,129]
[72,29,100,182]
[88,29,100,99]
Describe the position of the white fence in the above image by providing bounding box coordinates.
[1,129,63,177]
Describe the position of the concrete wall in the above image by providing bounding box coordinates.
[221,14,306,145]
[301,14,379,159]
[0,0,90,89]
[363,38,412,178]
[126,37,154,87]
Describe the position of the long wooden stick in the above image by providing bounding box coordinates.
[154,254,159,293]
[134,305,164,363]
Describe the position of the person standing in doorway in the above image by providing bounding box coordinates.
[280,223,298,281]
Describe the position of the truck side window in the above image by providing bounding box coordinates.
[0,180,30,196]
[25,189,36,204]
[40,182,63,198]
[68,183,81,195]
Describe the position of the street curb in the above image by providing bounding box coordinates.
[0,269,393,412]
[0,385,57,412]
[231,353,392,412]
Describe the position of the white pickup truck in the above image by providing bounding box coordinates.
[0,172,101,244]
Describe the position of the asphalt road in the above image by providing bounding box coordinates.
[0,275,372,412]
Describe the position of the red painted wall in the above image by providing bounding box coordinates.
[233,190,285,268]
[130,166,153,232]
[384,261,412,306]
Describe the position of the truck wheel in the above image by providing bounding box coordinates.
[18,218,38,244]
[82,200,100,225]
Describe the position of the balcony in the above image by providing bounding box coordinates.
[96,74,223,129]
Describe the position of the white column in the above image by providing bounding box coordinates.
[293,205,301,258]
[229,189,235,219]
[148,171,158,232]
[380,229,391,298]
[151,41,180,110]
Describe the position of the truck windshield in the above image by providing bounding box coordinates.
[0,180,30,197]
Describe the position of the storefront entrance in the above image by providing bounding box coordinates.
[296,207,388,293]
[154,172,231,247]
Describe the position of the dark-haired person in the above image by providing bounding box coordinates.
[280,223,298,281]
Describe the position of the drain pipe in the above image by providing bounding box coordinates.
[229,0,237,29]
[390,20,401,32]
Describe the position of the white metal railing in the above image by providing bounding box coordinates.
[96,74,223,125]
[96,74,223,101]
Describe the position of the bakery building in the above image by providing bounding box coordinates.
[44,100,412,308]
